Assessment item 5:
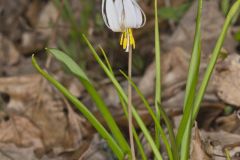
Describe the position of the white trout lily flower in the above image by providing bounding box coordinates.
[102,0,146,52]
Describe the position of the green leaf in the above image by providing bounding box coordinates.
[158,4,190,21]
[46,48,89,81]
[192,0,240,121]
[221,0,230,15]
[99,46,114,74]
[234,30,240,41]
[99,46,148,160]
[180,119,192,160]
[82,34,163,160]
[46,48,131,155]
[32,55,124,159]
[176,0,202,151]
[120,70,173,160]
[157,103,179,160]
[224,148,232,160]
[118,95,148,160]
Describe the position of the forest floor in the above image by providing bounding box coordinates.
[0,0,240,160]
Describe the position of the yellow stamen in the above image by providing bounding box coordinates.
[120,32,124,45]
[123,30,128,49]
[129,29,135,49]
[120,28,136,51]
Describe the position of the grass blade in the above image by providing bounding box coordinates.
[119,95,148,160]
[120,70,174,160]
[157,103,179,160]
[45,48,131,155]
[176,0,202,147]
[99,47,148,160]
[192,0,240,121]
[82,34,163,160]
[99,46,114,74]
[32,55,124,159]
[180,119,192,160]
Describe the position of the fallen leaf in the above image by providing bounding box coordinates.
[213,54,240,107]
[191,123,210,160]
[164,0,236,56]
[0,74,91,159]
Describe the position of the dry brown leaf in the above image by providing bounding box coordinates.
[164,0,236,56]
[0,35,20,66]
[0,143,39,160]
[36,1,58,38]
[196,103,224,130]
[25,0,43,27]
[191,124,210,160]
[201,130,240,159]
[139,47,188,98]
[213,54,240,107]
[0,0,29,40]
[215,113,239,133]
[0,114,43,149]
[0,74,91,159]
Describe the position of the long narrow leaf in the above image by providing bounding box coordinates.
[46,48,131,155]
[157,103,179,160]
[119,95,148,160]
[192,0,240,120]
[180,119,192,160]
[99,47,148,160]
[32,55,124,159]
[82,34,163,160]
[99,46,114,74]
[120,70,173,160]
[176,0,202,147]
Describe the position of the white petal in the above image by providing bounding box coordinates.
[122,0,146,29]
[123,0,137,28]
[102,0,110,28]
[103,0,122,32]
[133,3,145,27]
[131,0,146,28]
[102,0,146,31]
[113,0,124,28]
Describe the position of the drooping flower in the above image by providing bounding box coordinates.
[102,0,146,52]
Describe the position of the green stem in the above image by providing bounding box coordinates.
[128,46,136,160]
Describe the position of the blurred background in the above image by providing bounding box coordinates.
[0,0,240,159]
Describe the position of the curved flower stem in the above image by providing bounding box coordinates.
[128,46,136,160]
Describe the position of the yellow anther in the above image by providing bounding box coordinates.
[120,33,124,45]
[128,29,135,49]
[123,30,128,49]
[119,28,136,51]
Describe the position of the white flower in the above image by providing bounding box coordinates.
[102,0,146,32]
[102,0,146,51]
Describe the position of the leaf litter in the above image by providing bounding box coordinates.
[0,0,240,159]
